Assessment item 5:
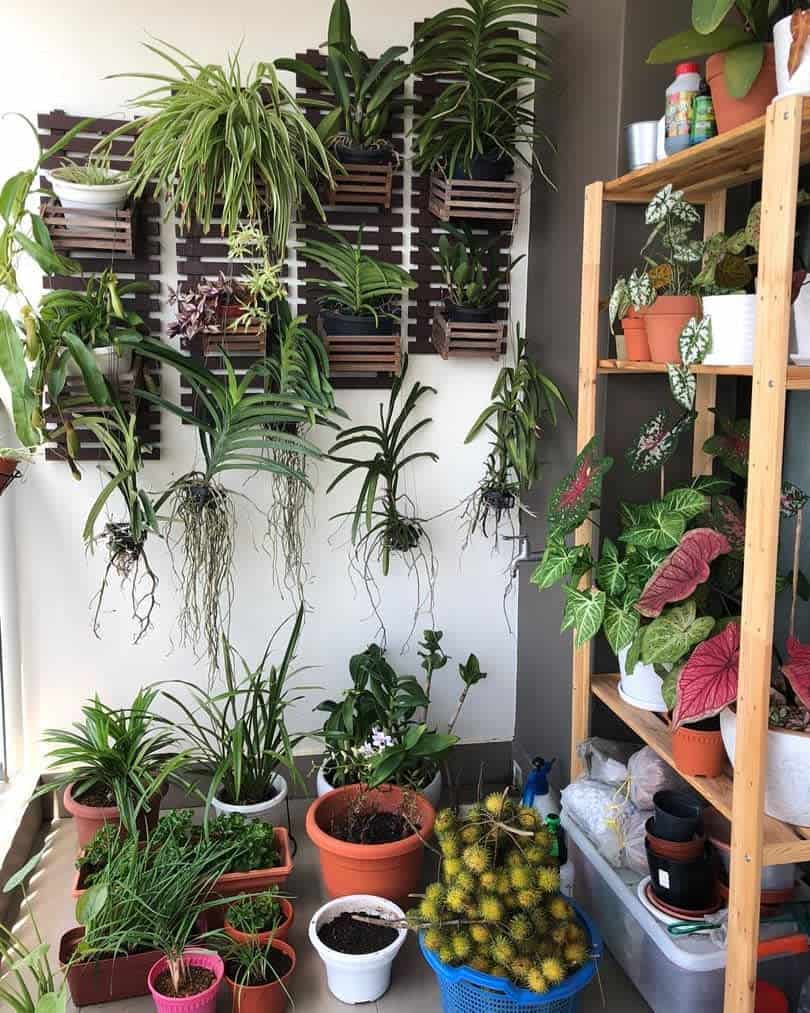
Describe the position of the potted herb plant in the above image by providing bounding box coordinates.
[306,784,435,907]
[412,0,567,181]
[104,44,332,255]
[34,687,186,849]
[48,154,132,212]
[430,223,522,324]
[223,938,296,1013]
[224,888,294,946]
[648,0,777,133]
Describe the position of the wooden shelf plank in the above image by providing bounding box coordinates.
[603,97,810,203]
[591,675,810,864]
[597,359,810,390]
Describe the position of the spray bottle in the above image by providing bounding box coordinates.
[521,757,559,819]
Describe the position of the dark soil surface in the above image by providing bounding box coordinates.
[226,947,292,984]
[331,810,413,844]
[318,911,398,954]
[75,784,117,808]
[153,966,215,997]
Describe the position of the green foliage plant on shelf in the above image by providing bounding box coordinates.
[431,223,523,319]
[50,153,128,187]
[648,0,774,100]
[226,888,286,935]
[327,357,438,644]
[276,0,411,164]
[412,0,568,181]
[157,605,306,812]
[103,42,333,255]
[405,795,589,993]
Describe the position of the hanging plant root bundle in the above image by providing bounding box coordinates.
[268,447,310,601]
[92,521,158,644]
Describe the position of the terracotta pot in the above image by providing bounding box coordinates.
[225,939,295,1013]
[645,817,706,862]
[206,826,294,929]
[673,724,725,778]
[642,296,701,363]
[0,457,19,495]
[63,782,163,851]
[148,950,223,1013]
[60,926,161,1005]
[621,315,650,362]
[224,897,294,945]
[706,46,777,134]
[306,785,436,907]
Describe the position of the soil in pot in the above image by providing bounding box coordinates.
[226,946,292,983]
[445,300,498,324]
[317,911,398,954]
[153,966,216,998]
[706,46,777,134]
[330,807,414,845]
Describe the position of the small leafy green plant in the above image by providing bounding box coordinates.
[226,889,285,935]
[431,223,523,312]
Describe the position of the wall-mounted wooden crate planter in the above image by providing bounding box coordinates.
[201,324,267,359]
[432,313,505,360]
[317,320,402,377]
[428,174,521,226]
[41,201,134,257]
[327,163,394,208]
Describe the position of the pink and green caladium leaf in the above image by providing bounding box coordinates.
[626,409,697,473]
[640,599,715,665]
[561,584,606,647]
[710,495,745,553]
[603,593,641,654]
[547,436,613,534]
[678,316,712,367]
[672,622,740,728]
[531,537,592,590]
[781,481,809,518]
[781,636,810,711]
[637,527,731,617]
[703,415,749,477]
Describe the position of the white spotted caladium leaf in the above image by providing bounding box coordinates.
[547,436,613,534]
[667,364,697,411]
[679,316,712,366]
[781,481,809,518]
[637,528,731,617]
[782,636,810,710]
[627,268,654,310]
[672,622,740,728]
[625,410,696,473]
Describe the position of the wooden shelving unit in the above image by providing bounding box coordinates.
[571,95,810,1013]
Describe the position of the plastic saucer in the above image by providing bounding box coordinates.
[643,879,723,919]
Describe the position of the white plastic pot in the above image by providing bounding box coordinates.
[617,646,667,713]
[64,347,133,380]
[309,895,406,1004]
[316,763,442,809]
[49,174,132,212]
[775,14,810,97]
[702,294,757,365]
[210,772,288,823]
[720,707,810,824]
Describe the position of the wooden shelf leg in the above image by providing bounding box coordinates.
[570,182,604,779]
[724,96,803,1013]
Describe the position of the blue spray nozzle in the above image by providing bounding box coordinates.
[521,756,556,807]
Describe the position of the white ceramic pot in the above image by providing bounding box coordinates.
[617,646,667,713]
[721,707,810,824]
[64,346,133,380]
[316,763,442,809]
[309,895,407,1004]
[702,294,757,365]
[49,174,132,212]
[775,15,810,97]
[209,771,288,823]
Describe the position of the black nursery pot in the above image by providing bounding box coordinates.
[653,790,704,843]
[445,299,499,324]
[452,152,514,181]
[334,142,395,166]
[320,309,395,337]
[645,841,716,911]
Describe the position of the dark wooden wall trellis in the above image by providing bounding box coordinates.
[37,110,162,461]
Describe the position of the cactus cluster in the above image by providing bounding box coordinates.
[411,794,588,995]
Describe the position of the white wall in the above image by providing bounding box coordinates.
[0,0,531,770]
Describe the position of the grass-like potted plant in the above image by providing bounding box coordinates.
[48,154,132,212]
[431,223,522,324]
[34,687,186,849]
[223,937,296,1013]
[224,888,294,946]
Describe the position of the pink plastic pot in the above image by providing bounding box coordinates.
[147,951,223,1013]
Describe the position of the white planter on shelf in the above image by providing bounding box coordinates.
[702,294,757,365]
[49,174,132,212]
[775,14,810,97]
[309,895,407,1004]
[316,763,442,809]
[64,346,133,380]
[720,707,810,825]
[617,646,667,713]
[209,771,288,823]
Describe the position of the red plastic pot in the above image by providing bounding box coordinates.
[673,724,725,778]
[224,897,294,945]
[622,312,650,361]
[206,827,294,929]
[225,939,296,1013]
[306,784,435,908]
[63,782,164,851]
[148,950,224,1013]
[706,47,777,135]
[642,296,701,363]
[60,926,161,1005]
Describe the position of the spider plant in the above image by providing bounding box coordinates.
[299,226,416,324]
[77,402,160,643]
[103,42,333,254]
[276,0,411,161]
[464,329,569,546]
[158,605,306,810]
[50,154,127,186]
[412,0,568,180]
[328,357,438,644]
[136,338,330,664]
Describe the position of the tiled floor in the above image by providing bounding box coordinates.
[16,801,650,1011]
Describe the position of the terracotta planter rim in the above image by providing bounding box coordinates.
[224,938,296,992]
[64,779,168,820]
[305,785,435,860]
[641,295,701,315]
[224,897,294,945]
[214,826,293,888]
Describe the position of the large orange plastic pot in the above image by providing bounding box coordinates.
[706,46,776,134]
[642,296,701,363]
[306,785,435,907]
[225,939,295,1013]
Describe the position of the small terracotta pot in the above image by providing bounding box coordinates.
[673,724,725,778]
[305,785,436,908]
[645,817,706,862]
[622,315,650,361]
[225,939,295,1013]
[206,827,294,929]
[63,782,163,851]
[706,46,777,135]
[224,897,294,945]
[642,296,701,362]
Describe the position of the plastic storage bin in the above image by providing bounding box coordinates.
[562,813,810,1012]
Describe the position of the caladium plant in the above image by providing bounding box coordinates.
[672,622,741,728]
[546,436,614,534]
[625,409,696,473]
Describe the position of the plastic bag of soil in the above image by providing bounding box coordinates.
[561,777,637,867]
[627,746,689,811]
[577,737,638,786]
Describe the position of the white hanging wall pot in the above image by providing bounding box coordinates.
[702,294,757,365]
[775,13,810,98]
[617,647,667,713]
[49,174,132,212]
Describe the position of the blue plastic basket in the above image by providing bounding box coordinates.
[419,899,603,1013]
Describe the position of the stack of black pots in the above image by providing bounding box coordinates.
[645,790,717,914]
